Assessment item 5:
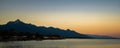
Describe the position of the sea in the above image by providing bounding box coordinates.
[0,39,120,48]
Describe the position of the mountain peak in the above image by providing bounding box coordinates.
[13,19,25,24]
[15,19,22,22]
[6,19,25,25]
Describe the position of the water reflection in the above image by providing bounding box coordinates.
[0,39,120,48]
[2,46,23,48]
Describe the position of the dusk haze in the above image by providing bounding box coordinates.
[0,0,120,38]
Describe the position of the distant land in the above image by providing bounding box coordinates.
[0,19,118,41]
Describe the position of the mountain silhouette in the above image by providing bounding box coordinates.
[0,19,115,39]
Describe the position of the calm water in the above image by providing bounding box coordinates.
[0,39,120,48]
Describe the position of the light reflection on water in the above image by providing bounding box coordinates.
[0,39,120,48]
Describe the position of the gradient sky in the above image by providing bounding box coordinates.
[0,0,120,38]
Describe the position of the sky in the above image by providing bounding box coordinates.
[0,0,120,38]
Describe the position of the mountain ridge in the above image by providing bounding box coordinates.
[0,19,116,39]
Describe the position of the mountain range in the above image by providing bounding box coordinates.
[0,19,116,39]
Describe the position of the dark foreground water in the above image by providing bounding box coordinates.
[0,39,120,48]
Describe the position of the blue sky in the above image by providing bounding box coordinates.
[0,0,120,13]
